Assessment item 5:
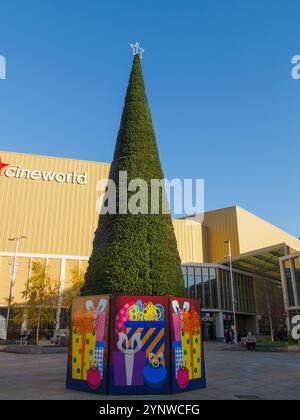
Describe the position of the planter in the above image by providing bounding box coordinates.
[66,295,206,395]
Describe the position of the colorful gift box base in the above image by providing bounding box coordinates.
[170,296,206,393]
[66,295,206,395]
[108,296,171,395]
[66,295,109,394]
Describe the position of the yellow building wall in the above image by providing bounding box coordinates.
[0,151,206,306]
[189,206,300,263]
[199,206,240,262]
[2,152,300,307]
[236,206,300,254]
[0,151,110,256]
[172,219,204,263]
[0,257,12,306]
[0,152,201,263]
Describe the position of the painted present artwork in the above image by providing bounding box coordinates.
[109,295,171,394]
[66,295,109,394]
[170,296,206,392]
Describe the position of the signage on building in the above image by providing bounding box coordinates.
[0,157,88,185]
[202,312,215,322]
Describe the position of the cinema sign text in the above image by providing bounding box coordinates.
[3,166,88,185]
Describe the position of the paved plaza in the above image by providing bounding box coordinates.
[0,343,299,400]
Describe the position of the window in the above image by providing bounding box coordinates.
[195,267,203,304]
[188,267,196,298]
[210,268,218,308]
[202,268,210,308]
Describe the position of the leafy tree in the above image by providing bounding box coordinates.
[13,262,59,343]
[82,55,185,296]
[63,265,85,308]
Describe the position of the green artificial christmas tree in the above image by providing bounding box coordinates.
[82,51,185,297]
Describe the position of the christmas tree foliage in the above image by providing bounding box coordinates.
[82,54,185,296]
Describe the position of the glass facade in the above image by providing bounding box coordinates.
[182,264,256,314]
[182,263,288,339]
[182,265,218,309]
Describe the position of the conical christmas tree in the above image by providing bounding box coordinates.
[82,53,185,296]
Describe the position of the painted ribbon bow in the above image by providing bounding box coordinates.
[116,332,144,386]
[117,332,143,355]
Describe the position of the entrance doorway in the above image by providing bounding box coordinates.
[202,312,216,341]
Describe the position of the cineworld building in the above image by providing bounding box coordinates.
[1,150,300,341]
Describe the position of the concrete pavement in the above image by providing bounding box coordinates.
[0,342,299,400]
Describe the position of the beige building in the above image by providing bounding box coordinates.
[0,151,201,308]
[1,151,299,339]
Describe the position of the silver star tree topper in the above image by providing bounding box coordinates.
[130,42,145,59]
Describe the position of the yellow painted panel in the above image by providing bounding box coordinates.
[192,333,202,379]
[72,330,83,379]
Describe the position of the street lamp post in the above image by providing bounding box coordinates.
[225,240,238,345]
[4,236,27,340]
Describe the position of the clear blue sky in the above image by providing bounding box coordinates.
[1,0,299,236]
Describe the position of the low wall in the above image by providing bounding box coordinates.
[0,345,68,354]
